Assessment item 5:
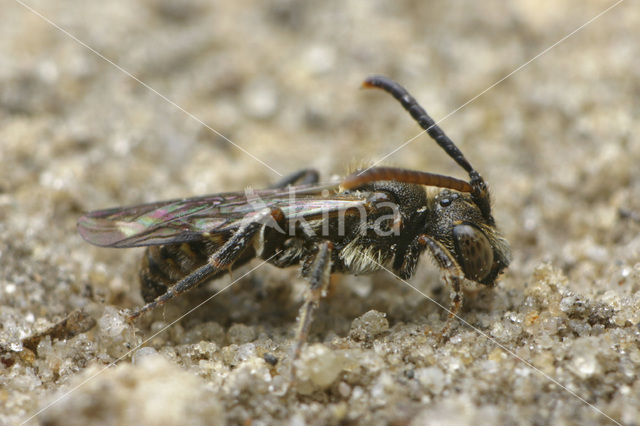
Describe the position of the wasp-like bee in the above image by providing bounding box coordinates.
[78,76,511,366]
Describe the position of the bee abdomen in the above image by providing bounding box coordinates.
[139,242,212,302]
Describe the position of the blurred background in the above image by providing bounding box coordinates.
[1,0,639,424]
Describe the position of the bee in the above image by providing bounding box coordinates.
[78,76,511,368]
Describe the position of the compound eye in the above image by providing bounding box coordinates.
[453,224,494,282]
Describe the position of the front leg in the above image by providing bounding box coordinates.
[290,241,333,377]
[416,235,465,339]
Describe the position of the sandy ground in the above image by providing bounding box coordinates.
[1,0,639,425]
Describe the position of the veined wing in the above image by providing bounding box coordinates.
[77,183,367,248]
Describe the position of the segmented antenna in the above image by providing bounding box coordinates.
[363,75,493,223]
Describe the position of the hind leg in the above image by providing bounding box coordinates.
[139,242,212,303]
[128,207,285,321]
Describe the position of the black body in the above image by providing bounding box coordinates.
[78,76,511,372]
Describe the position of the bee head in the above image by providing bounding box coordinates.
[429,189,511,285]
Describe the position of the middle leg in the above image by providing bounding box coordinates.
[269,168,320,188]
[290,241,333,377]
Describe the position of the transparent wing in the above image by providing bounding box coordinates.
[77,183,366,248]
